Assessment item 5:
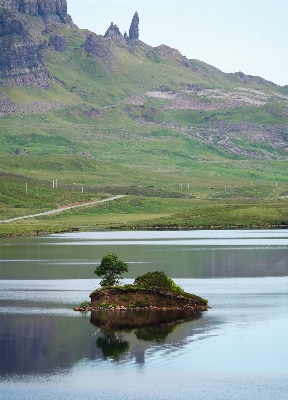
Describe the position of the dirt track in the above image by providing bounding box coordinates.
[0,195,126,223]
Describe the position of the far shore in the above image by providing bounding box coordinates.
[1,223,287,239]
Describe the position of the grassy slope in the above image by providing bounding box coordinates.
[1,26,288,235]
[1,164,288,236]
[127,199,288,229]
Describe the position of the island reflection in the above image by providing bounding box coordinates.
[0,310,211,375]
[91,309,203,360]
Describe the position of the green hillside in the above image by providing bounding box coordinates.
[0,4,288,235]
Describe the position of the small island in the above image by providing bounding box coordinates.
[74,254,208,313]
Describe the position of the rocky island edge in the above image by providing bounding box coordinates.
[74,266,209,313]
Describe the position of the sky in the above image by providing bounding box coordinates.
[66,1,288,86]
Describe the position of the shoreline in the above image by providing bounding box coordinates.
[1,223,288,238]
[74,304,210,312]
[76,286,208,314]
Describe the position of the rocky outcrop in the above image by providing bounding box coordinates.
[89,287,208,312]
[48,33,66,51]
[0,0,69,23]
[129,11,139,39]
[155,45,184,60]
[82,32,124,72]
[228,71,275,86]
[0,9,51,88]
[0,91,60,114]
[0,69,52,88]
[83,33,110,58]
[104,22,122,40]
[0,6,29,35]
[0,0,74,88]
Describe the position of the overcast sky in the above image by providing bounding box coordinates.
[67,1,288,86]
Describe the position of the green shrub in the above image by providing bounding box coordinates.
[183,293,208,305]
[79,300,90,308]
[123,284,136,290]
[133,271,184,294]
[98,302,117,308]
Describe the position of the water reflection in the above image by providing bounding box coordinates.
[95,332,130,360]
[91,309,203,362]
[1,232,288,398]
[1,230,288,280]
[90,309,202,331]
[1,275,287,399]
[0,310,209,374]
[0,314,95,376]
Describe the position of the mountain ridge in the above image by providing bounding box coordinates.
[0,0,288,164]
[0,0,277,89]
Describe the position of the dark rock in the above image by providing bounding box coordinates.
[39,38,48,50]
[48,34,66,52]
[104,22,122,40]
[0,0,75,88]
[0,8,30,36]
[83,108,104,118]
[82,32,123,71]
[0,9,51,87]
[0,0,68,22]
[129,11,139,39]
[83,33,110,58]
[0,70,52,88]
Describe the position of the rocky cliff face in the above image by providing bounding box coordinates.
[0,0,73,87]
[83,13,141,69]
[0,0,68,22]
[0,8,52,87]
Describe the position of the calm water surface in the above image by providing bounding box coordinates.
[0,230,288,399]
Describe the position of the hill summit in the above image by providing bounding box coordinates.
[0,1,274,89]
[0,0,288,165]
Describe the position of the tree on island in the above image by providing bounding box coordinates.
[94,253,129,287]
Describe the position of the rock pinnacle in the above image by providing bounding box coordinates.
[129,11,139,39]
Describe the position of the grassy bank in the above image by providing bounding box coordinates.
[1,196,287,237]
[1,155,288,237]
[124,199,288,230]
